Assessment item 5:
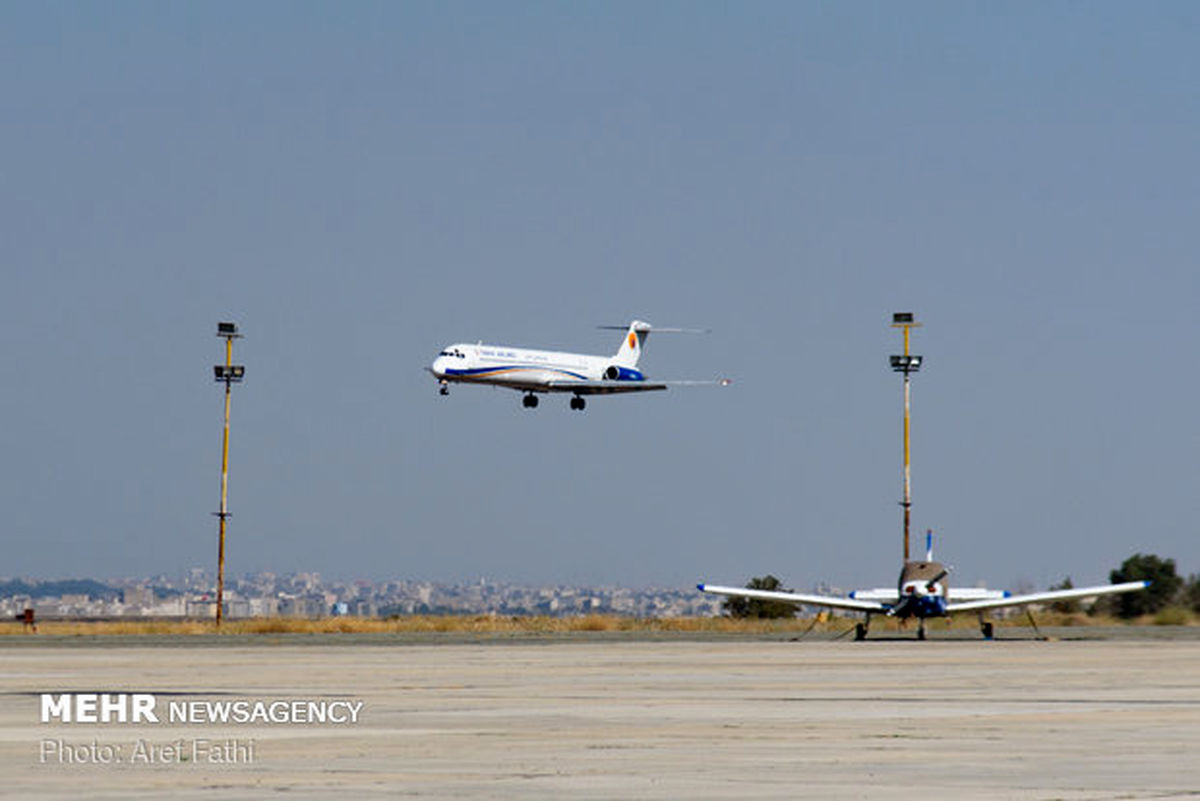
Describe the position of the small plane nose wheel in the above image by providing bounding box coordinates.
[569,396,586,411]
[522,393,539,409]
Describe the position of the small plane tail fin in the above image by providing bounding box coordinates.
[925,529,934,562]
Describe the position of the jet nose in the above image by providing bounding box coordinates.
[431,357,447,378]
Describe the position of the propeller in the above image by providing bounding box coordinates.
[925,569,949,593]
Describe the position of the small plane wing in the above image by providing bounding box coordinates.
[698,584,886,613]
[945,580,1150,614]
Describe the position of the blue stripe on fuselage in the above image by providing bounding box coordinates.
[445,366,590,381]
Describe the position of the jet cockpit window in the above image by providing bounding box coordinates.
[440,349,466,358]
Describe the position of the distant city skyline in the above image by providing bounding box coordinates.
[0,570,728,620]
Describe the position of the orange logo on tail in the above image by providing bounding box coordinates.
[628,333,637,349]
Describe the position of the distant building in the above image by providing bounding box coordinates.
[223,599,252,619]
[248,597,278,617]
[186,599,217,618]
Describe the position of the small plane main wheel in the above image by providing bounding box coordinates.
[854,623,867,641]
[981,621,994,640]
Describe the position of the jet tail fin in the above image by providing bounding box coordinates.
[598,320,710,368]
[607,320,652,368]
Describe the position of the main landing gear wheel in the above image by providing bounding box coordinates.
[854,623,868,641]
[569,396,586,411]
[522,393,539,409]
[981,621,994,640]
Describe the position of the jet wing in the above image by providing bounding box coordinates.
[545,380,668,395]
[945,580,1149,613]
[698,584,886,613]
[545,378,728,395]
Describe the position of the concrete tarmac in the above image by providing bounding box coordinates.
[2,636,1199,799]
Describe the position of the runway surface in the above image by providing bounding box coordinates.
[2,635,1198,799]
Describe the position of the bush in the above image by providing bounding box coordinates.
[1152,607,1189,626]
[1048,577,1080,614]
[721,575,798,619]
[1109,553,1182,619]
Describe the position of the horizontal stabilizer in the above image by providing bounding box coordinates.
[597,325,710,334]
[845,587,1008,602]
[946,588,1010,601]
[848,588,900,602]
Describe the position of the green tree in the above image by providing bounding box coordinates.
[722,575,798,619]
[1108,553,1181,618]
[1047,576,1080,614]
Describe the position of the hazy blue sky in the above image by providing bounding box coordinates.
[3,3,1197,592]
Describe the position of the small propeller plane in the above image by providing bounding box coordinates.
[429,320,729,410]
[699,531,1149,640]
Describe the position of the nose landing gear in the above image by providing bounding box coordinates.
[438,381,449,396]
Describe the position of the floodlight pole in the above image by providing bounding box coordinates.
[213,323,244,627]
[890,313,922,562]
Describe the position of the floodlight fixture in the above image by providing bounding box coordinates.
[217,322,242,338]
[890,354,923,373]
[891,312,921,328]
[213,364,246,382]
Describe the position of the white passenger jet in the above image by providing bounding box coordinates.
[429,320,728,410]
[700,531,1149,640]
